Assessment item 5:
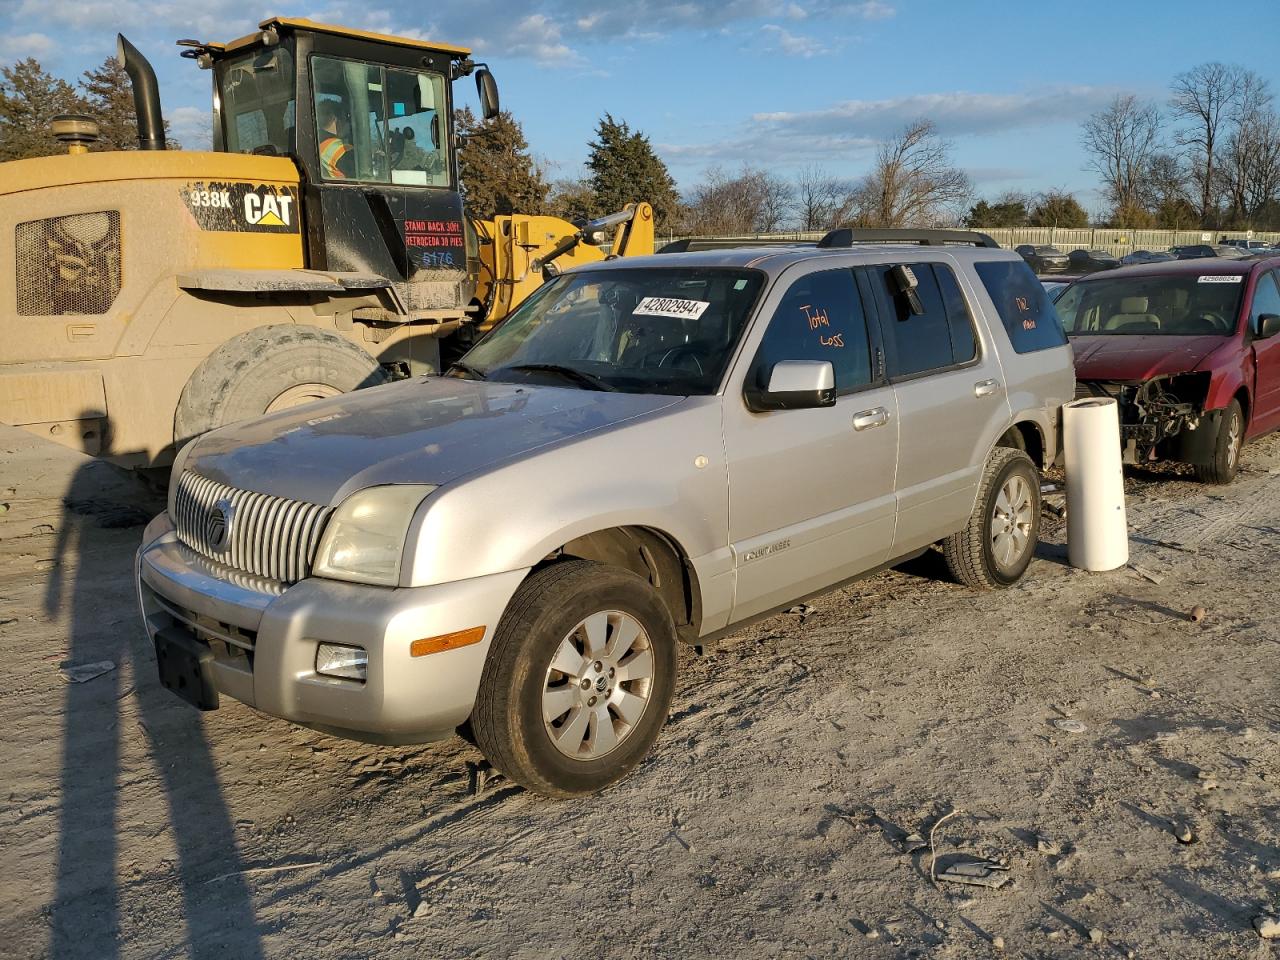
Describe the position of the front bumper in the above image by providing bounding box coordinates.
[135,514,528,744]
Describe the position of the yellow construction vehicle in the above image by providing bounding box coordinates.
[0,17,653,467]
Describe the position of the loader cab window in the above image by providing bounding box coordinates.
[311,56,450,186]
[215,46,297,156]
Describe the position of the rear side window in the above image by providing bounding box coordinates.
[936,266,977,364]
[753,268,873,391]
[871,263,975,378]
[974,259,1068,353]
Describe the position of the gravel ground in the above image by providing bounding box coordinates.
[1,425,1279,960]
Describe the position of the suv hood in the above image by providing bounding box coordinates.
[183,377,684,505]
[1071,335,1224,381]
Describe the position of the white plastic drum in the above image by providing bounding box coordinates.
[1063,397,1129,571]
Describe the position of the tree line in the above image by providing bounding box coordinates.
[991,61,1280,232]
[0,57,168,159]
[7,52,1277,235]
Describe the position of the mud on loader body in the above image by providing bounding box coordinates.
[0,17,653,467]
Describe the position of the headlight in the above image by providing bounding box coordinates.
[312,484,436,586]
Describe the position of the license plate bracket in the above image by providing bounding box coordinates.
[154,626,220,711]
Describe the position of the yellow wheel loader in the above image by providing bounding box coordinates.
[0,17,653,466]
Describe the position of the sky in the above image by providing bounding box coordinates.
[1,0,1277,217]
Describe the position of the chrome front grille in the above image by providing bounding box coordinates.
[173,472,333,584]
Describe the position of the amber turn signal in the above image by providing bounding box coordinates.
[410,626,486,658]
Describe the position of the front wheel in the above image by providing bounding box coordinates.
[470,560,678,797]
[942,447,1041,589]
[1194,399,1243,485]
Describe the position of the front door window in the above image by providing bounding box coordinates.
[311,56,449,186]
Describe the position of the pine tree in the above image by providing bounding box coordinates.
[586,114,680,232]
[455,107,549,220]
[79,57,136,151]
[1029,190,1089,228]
[79,57,178,150]
[0,58,84,161]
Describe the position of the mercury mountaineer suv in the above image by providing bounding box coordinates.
[137,229,1075,797]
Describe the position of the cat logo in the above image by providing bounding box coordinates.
[243,192,294,228]
[182,182,300,233]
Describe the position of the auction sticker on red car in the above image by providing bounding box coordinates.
[634,297,710,319]
[1199,275,1243,283]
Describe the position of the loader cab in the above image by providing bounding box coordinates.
[202,18,498,317]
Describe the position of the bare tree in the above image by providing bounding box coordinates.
[1142,152,1199,228]
[843,119,971,228]
[1170,62,1245,221]
[793,165,852,230]
[1220,72,1278,226]
[1080,94,1162,223]
[682,165,794,234]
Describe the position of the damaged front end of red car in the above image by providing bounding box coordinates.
[1076,371,1220,465]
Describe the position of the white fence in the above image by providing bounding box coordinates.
[656,227,1280,257]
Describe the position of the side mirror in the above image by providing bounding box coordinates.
[1258,314,1280,339]
[475,67,500,121]
[746,360,836,411]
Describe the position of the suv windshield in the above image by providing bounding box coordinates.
[457,267,766,395]
[216,46,296,156]
[1056,273,1244,336]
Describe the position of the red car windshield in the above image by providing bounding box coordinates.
[1056,273,1244,336]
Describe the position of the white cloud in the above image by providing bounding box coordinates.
[0,31,56,60]
[761,24,826,58]
[751,87,1119,139]
[658,86,1116,174]
[168,104,211,150]
[853,1,895,20]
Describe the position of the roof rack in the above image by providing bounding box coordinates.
[816,228,999,249]
[657,238,818,254]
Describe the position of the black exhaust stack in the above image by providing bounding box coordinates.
[116,34,166,150]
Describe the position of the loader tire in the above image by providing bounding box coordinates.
[174,324,390,442]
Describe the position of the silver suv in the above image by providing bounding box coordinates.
[137,229,1074,796]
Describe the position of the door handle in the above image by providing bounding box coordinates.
[852,407,890,431]
[974,378,1000,398]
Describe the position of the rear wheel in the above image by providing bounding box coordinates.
[470,560,677,797]
[174,324,389,442]
[942,447,1041,589]
[1193,399,1243,485]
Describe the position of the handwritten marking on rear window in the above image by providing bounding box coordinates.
[801,304,830,329]
[1198,275,1243,283]
[633,296,710,319]
[819,333,844,348]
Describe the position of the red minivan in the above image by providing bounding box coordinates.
[1056,256,1280,483]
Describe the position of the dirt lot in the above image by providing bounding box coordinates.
[2,424,1279,960]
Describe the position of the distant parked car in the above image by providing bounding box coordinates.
[1058,257,1280,484]
[1039,276,1080,300]
[1122,249,1176,265]
[1170,244,1215,259]
[1067,248,1121,272]
[1015,244,1070,274]
[1213,245,1254,260]
[1170,244,1251,260]
[1221,238,1270,251]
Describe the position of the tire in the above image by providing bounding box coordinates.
[174,324,390,442]
[470,560,678,797]
[1193,399,1243,485]
[942,447,1041,589]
